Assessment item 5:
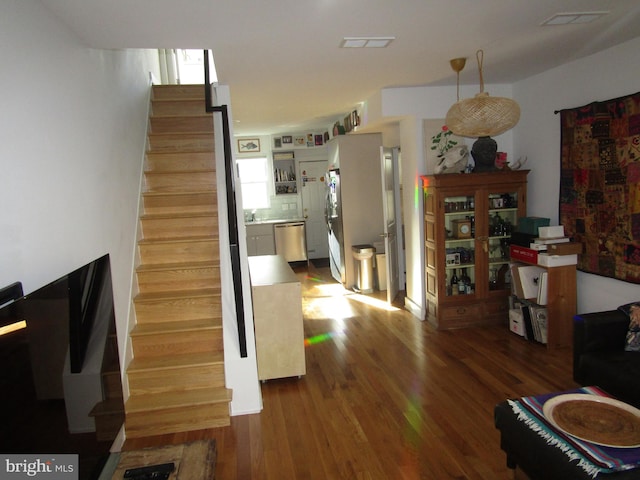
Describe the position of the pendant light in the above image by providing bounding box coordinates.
[445,50,520,138]
[450,57,466,102]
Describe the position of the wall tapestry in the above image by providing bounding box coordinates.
[558,91,640,284]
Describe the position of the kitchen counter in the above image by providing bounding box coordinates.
[248,254,299,286]
[248,255,305,381]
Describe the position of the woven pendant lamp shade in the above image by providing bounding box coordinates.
[445,50,520,137]
[446,92,520,137]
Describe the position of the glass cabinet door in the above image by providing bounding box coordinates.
[487,191,518,293]
[443,195,476,297]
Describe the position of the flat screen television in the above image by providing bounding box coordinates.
[0,254,112,374]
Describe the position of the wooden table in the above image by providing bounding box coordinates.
[110,440,216,479]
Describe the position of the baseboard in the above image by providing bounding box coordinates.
[404,296,425,320]
[96,453,120,480]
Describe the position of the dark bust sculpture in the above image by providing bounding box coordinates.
[471,136,498,172]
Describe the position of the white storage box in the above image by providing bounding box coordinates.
[537,253,578,267]
[509,309,525,337]
[538,225,565,239]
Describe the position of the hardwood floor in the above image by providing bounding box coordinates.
[123,263,577,479]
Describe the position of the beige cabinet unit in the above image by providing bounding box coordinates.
[248,255,305,381]
[246,223,276,256]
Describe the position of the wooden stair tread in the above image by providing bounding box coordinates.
[90,398,125,416]
[148,132,214,138]
[131,318,220,336]
[126,387,232,413]
[138,235,218,245]
[144,169,216,175]
[134,287,221,303]
[136,260,217,272]
[128,351,224,373]
[151,97,205,102]
[149,113,213,119]
[140,211,217,220]
[142,189,214,197]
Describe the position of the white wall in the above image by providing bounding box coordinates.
[215,87,262,416]
[0,1,160,358]
[513,36,640,314]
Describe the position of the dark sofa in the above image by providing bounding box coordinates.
[573,309,640,408]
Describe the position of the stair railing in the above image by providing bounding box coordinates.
[203,50,248,358]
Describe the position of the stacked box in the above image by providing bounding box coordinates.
[517,217,550,235]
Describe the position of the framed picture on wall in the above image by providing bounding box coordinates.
[238,138,261,153]
[282,135,293,144]
[274,137,282,148]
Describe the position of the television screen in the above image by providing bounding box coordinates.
[0,254,112,377]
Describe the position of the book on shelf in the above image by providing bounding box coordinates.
[530,305,548,344]
[529,243,548,251]
[536,271,548,305]
[510,245,539,264]
[511,232,537,247]
[510,263,524,298]
[547,242,583,255]
[519,302,548,344]
[521,303,535,341]
[532,236,570,245]
[517,265,545,300]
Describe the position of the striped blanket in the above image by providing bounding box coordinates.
[509,386,640,478]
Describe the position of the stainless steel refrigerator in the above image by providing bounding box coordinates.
[325,134,384,289]
[326,168,344,284]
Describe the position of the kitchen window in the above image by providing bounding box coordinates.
[237,156,270,209]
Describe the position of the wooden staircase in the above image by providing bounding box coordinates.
[89,319,125,442]
[124,84,232,439]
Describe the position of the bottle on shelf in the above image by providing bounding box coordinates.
[458,275,466,295]
[450,269,460,296]
[460,268,471,294]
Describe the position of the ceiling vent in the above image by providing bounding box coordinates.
[340,36,395,48]
[541,11,608,26]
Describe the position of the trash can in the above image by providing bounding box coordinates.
[352,244,375,293]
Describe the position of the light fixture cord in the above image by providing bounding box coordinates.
[476,49,485,93]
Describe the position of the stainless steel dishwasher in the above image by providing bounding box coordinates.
[274,221,308,262]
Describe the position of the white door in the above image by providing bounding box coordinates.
[381,147,400,304]
[300,160,329,259]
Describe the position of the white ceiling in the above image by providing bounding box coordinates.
[39,0,640,136]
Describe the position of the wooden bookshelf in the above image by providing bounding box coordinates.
[514,261,576,349]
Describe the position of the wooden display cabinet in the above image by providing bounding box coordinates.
[421,170,529,329]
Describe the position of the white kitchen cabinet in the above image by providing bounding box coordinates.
[245,223,275,256]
